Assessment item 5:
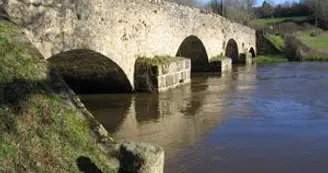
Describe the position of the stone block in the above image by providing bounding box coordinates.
[119,142,165,173]
[209,58,232,73]
[239,53,252,65]
[135,57,191,92]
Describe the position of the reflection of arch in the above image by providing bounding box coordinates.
[249,47,256,58]
[176,35,209,72]
[49,49,132,94]
[225,39,239,64]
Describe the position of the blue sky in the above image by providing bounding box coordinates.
[255,0,300,6]
[199,0,300,6]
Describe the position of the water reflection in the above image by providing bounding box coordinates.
[81,65,257,161]
[81,63,328,173]
[80,94,132,133]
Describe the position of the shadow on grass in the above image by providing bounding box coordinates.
[0,67,75,135]
[0,68,71,112]
[76,156,103,173]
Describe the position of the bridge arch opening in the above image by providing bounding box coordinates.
[176,35,209,72]
[49,49,132,94]
[249,47,256,58]
[225,39,239,64]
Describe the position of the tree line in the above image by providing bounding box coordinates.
[166,0,328,26]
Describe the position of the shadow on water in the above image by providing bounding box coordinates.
[80,94,133,133]
[76,156,103,173]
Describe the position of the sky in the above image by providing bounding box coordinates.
[199,0,301,6]
[255,0,300,6]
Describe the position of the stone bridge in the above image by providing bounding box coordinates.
[1,0,256,92]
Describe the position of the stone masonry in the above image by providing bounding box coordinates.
[135,57,191,92]
[209,58,232,73]
[1,0,257,90]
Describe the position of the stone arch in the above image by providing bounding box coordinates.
[176,35,209,72]
[225,39,239,64]
[48,49,132,94]
[249,47,256,58]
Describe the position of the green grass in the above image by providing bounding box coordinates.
[137,55,184,66]
[0,20,117,172]
[249,16,309,28]
[210,55,228,62]
[254,54,289,63]
[302,54,328,61]
[295,32,328,50]
[293,31,328,61]
[264,34,285,52]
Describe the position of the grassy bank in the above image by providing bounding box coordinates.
[251,16,328,62]
[290,31,328,61]
[295,32,328,51]
[264,34,285,52]
[254,55,289,64]
[0,21,117,172]
[300,54,328,61]
[249,16,309,28]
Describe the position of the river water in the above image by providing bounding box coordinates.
[80,62,328,173]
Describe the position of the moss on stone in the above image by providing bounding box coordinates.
[136,55,184,66]
[210,55,228,62]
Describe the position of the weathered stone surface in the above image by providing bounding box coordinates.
[240,52,253,65]
[135,57,191,92]
[1,0,256,90]
[120,142,165,173]
[209,58,232,73]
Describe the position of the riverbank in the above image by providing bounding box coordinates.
[250,16,328,62]
[0,20,118,172]
[254,54,289,64]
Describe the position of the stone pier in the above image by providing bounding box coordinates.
[209,58,232,73]
[240,52,253,65]
[134,57,191,92]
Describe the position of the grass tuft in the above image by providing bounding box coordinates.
[210,55,228,62]
[137,55,183,66]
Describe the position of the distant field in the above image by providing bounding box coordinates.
[295,32,328,52]
[249,16,309,28]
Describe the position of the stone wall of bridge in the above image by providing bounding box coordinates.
[1,0,256,91]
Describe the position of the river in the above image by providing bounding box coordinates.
[80,62,328,173]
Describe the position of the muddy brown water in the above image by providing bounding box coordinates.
[80,62,328,173]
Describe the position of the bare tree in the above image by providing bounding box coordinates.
[306,0,328,26]
[221,0,256,23]
[166,0,199,7]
